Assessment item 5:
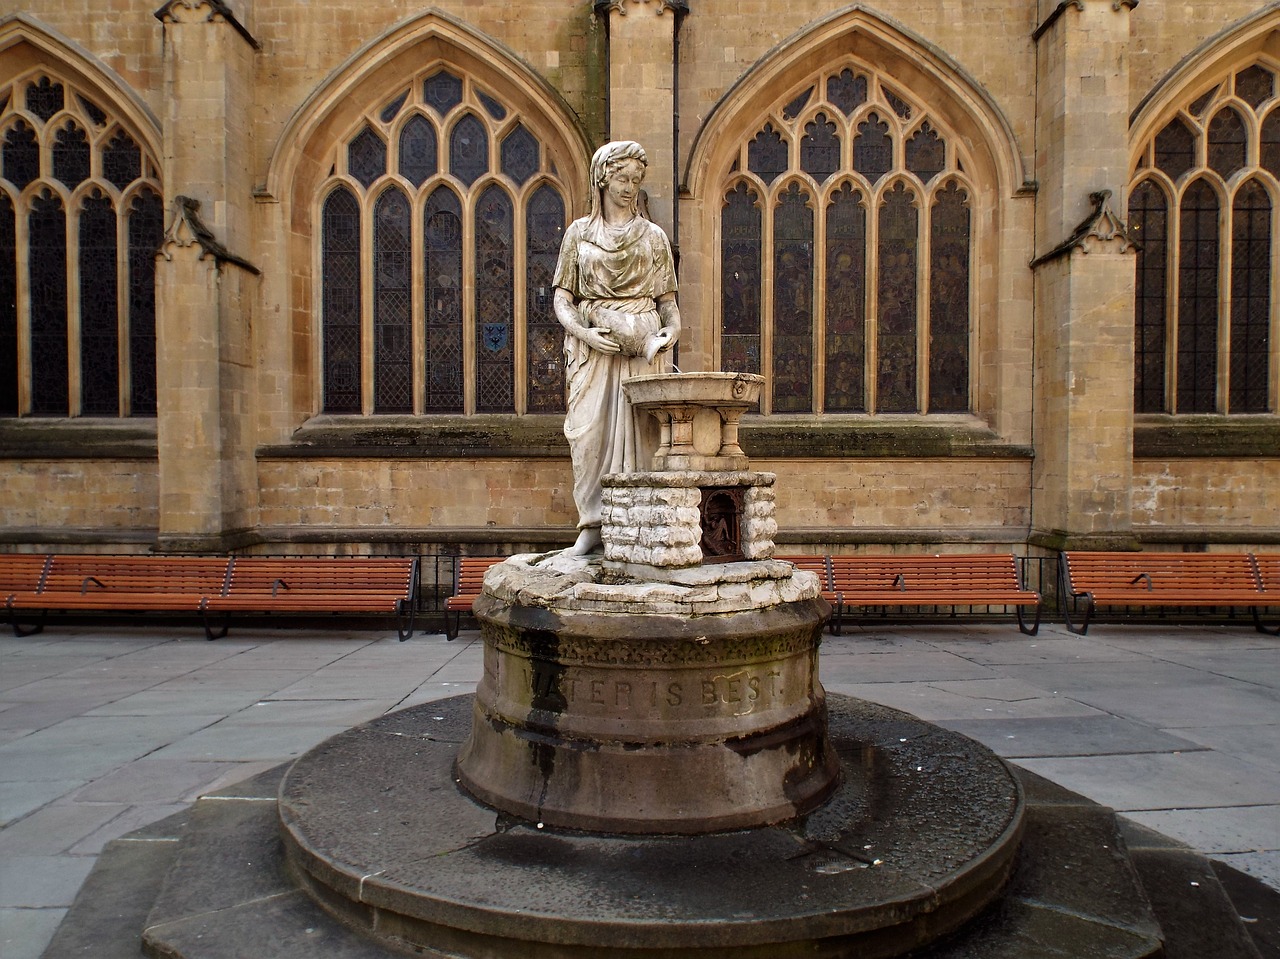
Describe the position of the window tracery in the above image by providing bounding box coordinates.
[719,61,974,414]
[0,72,160,417]
[1129,61,1277,414]
[319,67,569,415]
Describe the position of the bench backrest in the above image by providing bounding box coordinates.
[454,557,506,596]
[40,555,232,595]
[0,554,53,592]
[1062,551,1261,592]
[1254,553,1280,593]
[776,555,833,589]
[224,557,417,597]
[829,553,1024,591]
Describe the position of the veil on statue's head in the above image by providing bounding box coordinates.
[588,140,648,220]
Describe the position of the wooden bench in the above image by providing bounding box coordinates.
[819,553,1041,635]
[1256,554,1280,635]
[444,557,506,640]
[4,554,418,640]
[201,556,419,640]
[6,555,232,637]
[1059,551,1274,635]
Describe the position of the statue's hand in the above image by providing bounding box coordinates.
[649,327,676,353]
[578,326,621,354]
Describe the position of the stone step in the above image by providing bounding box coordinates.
[41,765,1275,959]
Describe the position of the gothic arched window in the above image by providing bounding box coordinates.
[719,65,974,414]
[1129,62,1277,414]
[319,69,569,415]
[0,73,162,417]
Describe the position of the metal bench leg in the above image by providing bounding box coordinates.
[445,609,458,641]
[1253,607,1279,636]
[397,601,417,642]
[7,607,45,637]
[203,612,229,641]
[1017,603,1041,636]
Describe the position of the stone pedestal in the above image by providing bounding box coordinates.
[456,556,835,833]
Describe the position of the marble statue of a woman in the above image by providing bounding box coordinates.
[553,140,682,556]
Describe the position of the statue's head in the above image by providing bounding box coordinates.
[591,140,648,194]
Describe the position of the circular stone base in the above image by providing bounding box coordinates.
[279,694,1024,959]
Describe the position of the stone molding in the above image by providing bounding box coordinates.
[153,0,259,50]
[1033,0,1138,44]
[594,0,688,15]
[160,196,261,275]
[1029,189,1137,268]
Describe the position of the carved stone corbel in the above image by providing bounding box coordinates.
[153,0,260,50]
[1029,189,1138,268]
[160,195,261,275]
[595,0,689,15]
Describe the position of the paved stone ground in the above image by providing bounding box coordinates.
[1,619,1277,959]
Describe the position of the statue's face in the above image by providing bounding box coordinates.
[604,158,644,210]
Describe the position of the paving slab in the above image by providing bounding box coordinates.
[0,780,86,828]
[0,855,96,908]
[1016,751,1280,811]
[1122,805,1280,856]
[0,906,66,959]
[936,715,1205,758]
[830,681,1107,721]
[1165,724,1280,773]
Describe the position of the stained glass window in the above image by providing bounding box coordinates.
[721,183,762,375]
[747,123,788,185]
[79,191,119,416]
[128,189,162,416]
[0,193,15,416]
[373,189,412,413]
[52,121,90,188]
[500,123,539,185]
[450,114,489,186]
[853,114,892,183]
[720,63,972,414]
[398,114,436,187]
[103,130,141,190]
[1207,108,1246,179]
[1177,180,1219,413]
[800,113,839,182]
[0,74,160,418]
[423,188,464,414]
[824,183,865,412]
[321,187,361,414]
[348,126,386,189]
[29,191,68,416]
[3,121,39,191]
[1154,117,1195,181]
[320,67,569,415]
[877,184,918,413]
[1128,180,1168,413]
[474,185,514,413]
[929,182,969,412]
[1229,180,1270,413]
[772,184,814,412]
[526,185,566,413]
[1130,62,1276,414]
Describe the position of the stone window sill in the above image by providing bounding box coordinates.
[1133,415,1280,458]
[0,419,158,459]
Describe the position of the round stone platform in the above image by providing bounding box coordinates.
[278,693,1025,958]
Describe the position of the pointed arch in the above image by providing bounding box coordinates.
[1128,7,1280,415]
[684,5,1025,200]
[0,14,160,162]
[265,9,589,211]
[291,11,587,417]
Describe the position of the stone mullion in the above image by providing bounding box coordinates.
[411,185,426,416]
[759,187,776,415]
[461,188,478,416]
[1218,193,1234,414]
[511,186,529,416]
[115,200,131,416]
[13,201,31,415]
[65,198,82,416]
[813,187,829,415]
[359,196,376,415]
[917,190,931,415]
[865,186,882,413]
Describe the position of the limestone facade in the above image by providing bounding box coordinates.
[0,0,1276,559]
